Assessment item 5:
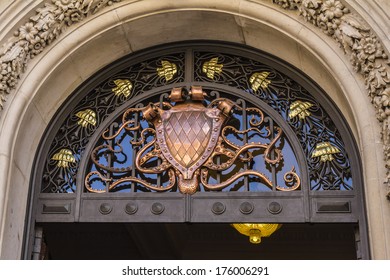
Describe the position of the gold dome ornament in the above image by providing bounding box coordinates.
[51,149,76,168]
[232,223,281,244]
[289,100,314,120]
[75,109,97,127]
[312,142,341,162]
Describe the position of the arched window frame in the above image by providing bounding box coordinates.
[26,41,369,259]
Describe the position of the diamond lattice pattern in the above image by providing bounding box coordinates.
[164,111,212,167]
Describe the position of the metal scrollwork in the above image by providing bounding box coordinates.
[85,86,301,194]
[40,46,353,193]
[41,53,185,193]
[195,51,353,190]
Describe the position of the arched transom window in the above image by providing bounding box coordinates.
[27,42,368,259]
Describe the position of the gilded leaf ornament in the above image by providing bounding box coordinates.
[202,57,223,79]
[312,142,341,162]
[75,109,97,127]
[289,100,314,120]
[52,149,76,168]
[249,72,271,91]
[112,79,133,98]
[157,60,178,81]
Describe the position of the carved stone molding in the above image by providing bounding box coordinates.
[0,0,389,195]
[0,0,123,109]
[273,0,390,196]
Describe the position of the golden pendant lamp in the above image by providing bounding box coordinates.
[232,223,281,244]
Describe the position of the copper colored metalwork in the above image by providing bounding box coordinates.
[85,86,301,194]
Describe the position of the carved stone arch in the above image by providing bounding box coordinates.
[0,0,388,259]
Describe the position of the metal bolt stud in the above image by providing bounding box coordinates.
[151,202,165,215]
[239,202,254,215]
[99,203,112,215]
[211,202,226,215]
[268,201,282,214]
[125,202,138,215]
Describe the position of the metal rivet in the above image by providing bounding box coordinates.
[239,202,254,215]
[125,202,138,215]
[151,202,165,215]
[99,203,112,215]
[268,201,282,214]
[211,202,226,215]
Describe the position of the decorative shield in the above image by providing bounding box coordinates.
[156,102,223,180]
[85,86,301,195]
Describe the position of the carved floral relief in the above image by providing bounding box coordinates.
[0,0,123,108]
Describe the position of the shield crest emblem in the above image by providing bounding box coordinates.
[156,102,223,181]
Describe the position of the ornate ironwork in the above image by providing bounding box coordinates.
[84,86,301,194]
[40,52,185,193]
[29,42,366,260]
[40,45,353,193]
[195,51,352,191]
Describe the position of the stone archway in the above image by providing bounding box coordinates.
[0,1,388,259]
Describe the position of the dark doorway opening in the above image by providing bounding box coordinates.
[39,223,357,260]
